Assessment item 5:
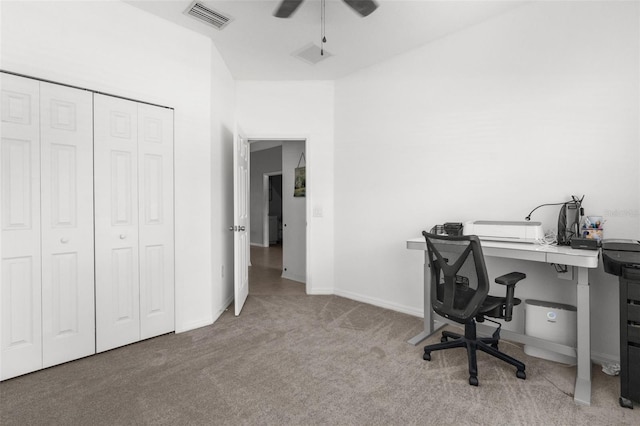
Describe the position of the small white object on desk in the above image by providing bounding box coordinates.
[463,220,545,244]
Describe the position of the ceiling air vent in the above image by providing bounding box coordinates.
[185,1,233,30]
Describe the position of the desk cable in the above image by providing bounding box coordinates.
[536,231,571,273]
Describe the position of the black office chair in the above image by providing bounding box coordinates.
[421,231,527,386]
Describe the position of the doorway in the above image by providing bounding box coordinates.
[248,244,305,296]
[263,173,283,247]
[248,139,306,289]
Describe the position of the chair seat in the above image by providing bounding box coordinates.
[479,295,521,319]
[436,285,521,319]
[480,295,521,313]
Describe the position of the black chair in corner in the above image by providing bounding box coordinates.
[421,231,527,386]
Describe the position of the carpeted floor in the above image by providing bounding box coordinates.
[1,246,639,425]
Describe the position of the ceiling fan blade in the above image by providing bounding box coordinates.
[274,0,304,18]
[343,0,378,17]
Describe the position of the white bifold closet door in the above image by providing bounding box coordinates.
[40,82,95,368]
[94,94,174,353]
[1,74,94,380]
[1,75,42,379]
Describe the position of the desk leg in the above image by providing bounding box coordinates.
[574,266,592,405]
[408,253,444,345]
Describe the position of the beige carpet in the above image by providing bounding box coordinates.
[1,292,639,425]
[1,246,639,424]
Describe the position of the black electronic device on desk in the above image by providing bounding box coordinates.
[429,222,463,236]
[525,195,584,245]
[601,239,640,409]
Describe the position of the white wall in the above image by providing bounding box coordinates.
[333,1,639,362]
[1,1,234,332]
[281,141,306,283]
[209,40,236,323]
[235,82,335,294]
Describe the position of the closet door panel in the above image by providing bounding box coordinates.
[40,83,95,367]
[0,74,42,380]
[94,94,140,353]
[138,104,174,339]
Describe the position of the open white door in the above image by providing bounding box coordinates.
[233,129,250,315]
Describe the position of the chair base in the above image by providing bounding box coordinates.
[423,323,526,386]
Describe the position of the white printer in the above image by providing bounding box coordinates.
[463,220,545,244]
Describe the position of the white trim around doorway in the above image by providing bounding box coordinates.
[247,136,311,295]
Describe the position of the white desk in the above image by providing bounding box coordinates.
[407,237,599,406]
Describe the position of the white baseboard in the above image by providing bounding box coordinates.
[175,316,214,334]
[333,288,422,318]
[221,295,234,311]
[282,271,306,283]
[210,295,234,323]
[591,350,619,367]
[176,295,234,333]
[307,288,333,295]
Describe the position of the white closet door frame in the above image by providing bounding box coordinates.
[0,74,42,380]
[138,103,174,339]
[94,94,140,353]
[40,82,95,367]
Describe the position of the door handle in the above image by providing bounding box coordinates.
[238,226,245,231]
[229,226,235,231]
[60,237,69,244]
[120,234,126,239]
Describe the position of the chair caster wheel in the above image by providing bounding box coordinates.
[516,370,526,380]
[619,397,634,409]
[423,352,431,361]
[440,337,448,343]
[469,376,479,386]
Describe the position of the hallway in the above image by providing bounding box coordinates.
[249,244,306,296]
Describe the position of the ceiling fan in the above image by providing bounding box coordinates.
[274,0,378,18]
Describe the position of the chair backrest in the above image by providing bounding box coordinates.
[422,231,491,324]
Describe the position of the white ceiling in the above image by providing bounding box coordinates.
[125,0,529,80]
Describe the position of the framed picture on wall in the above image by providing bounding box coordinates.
[294,166,305,197]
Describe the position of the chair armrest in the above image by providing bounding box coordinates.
[495,272,526,286]
[494,272,526,321]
